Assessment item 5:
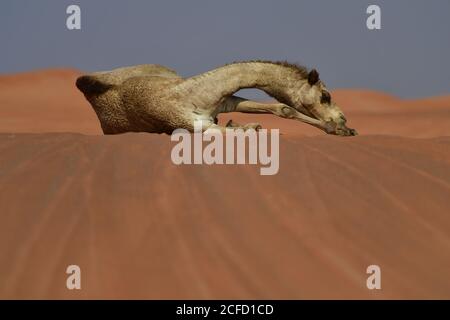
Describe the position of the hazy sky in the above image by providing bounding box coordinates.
[1,0,449,98]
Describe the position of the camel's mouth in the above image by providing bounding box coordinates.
[335,126,358,136]
[324,121,358,136]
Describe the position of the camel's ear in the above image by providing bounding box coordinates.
[308,69,320,86]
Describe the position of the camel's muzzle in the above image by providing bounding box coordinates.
[324,121,358,136]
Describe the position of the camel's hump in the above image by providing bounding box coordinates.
[76,64,180,95]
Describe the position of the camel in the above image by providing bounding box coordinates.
[76,60,357,136]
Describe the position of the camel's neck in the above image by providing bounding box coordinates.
[176,62,307,107]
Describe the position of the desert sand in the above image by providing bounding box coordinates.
[0,69,450,299]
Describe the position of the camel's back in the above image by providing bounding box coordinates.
[90,64,181,85]
[76,64,180,95]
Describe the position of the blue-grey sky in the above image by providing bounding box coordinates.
[1,0,449,98]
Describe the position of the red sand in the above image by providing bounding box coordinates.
[0,69,450,299]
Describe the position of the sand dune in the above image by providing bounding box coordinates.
[0,69,101,135]
[0,69,450,299]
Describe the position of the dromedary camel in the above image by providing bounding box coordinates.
[76,60,357,136]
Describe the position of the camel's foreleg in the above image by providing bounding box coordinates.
[212,95,279,129]
[219,96,279,114]
[221,96,325,130]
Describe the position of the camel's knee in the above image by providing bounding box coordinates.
[275,104,297,119]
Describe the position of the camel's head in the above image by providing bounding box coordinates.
[292,69,357,136]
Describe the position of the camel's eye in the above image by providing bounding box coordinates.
[321,91,331,104]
